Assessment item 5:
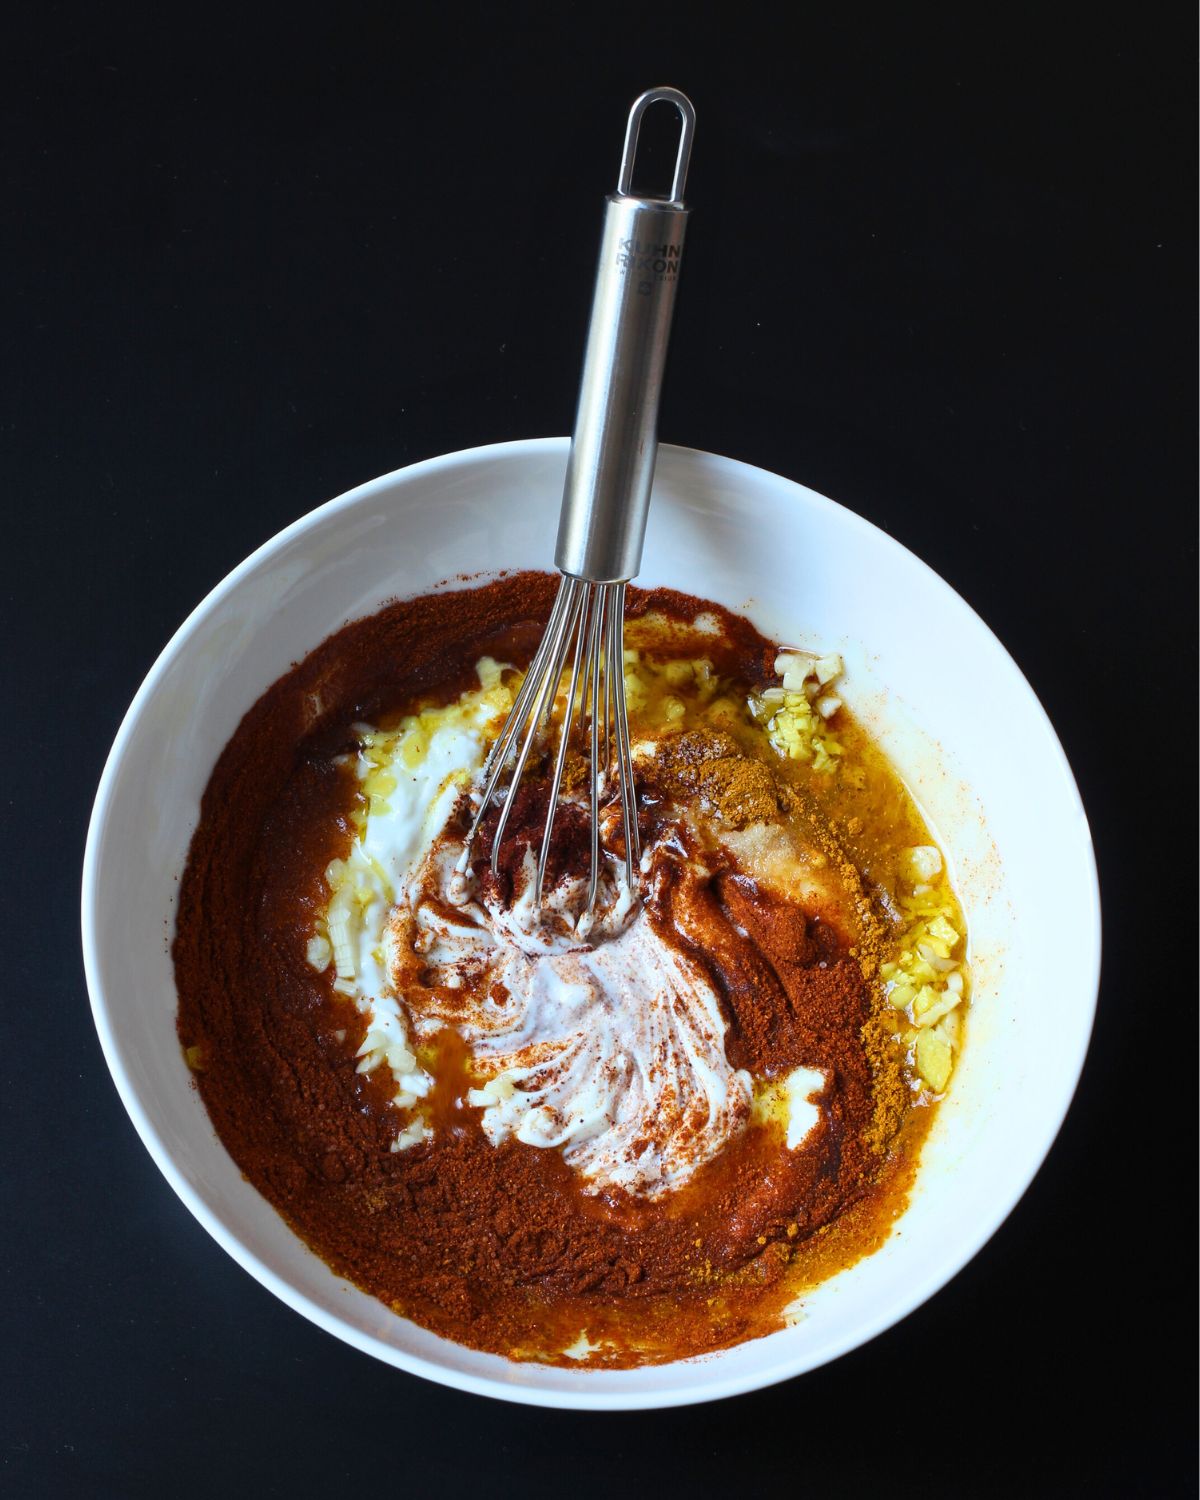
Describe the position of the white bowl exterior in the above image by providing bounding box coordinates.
[82,439,1099,1408]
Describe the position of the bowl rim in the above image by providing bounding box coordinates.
[81,436,1101,1409]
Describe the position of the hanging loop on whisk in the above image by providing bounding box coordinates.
[616,86,695,204]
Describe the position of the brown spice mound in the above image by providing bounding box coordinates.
[650,727,788,828]
[861,1010,912,1155]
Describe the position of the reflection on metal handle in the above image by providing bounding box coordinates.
[617,86,695,203]
[554,88,695,583]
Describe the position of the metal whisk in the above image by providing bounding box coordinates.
[460,86,695,914]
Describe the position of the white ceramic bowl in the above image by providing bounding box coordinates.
[82,439,1099,1408]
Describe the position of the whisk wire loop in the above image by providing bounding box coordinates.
[486,577,579,874]
[609,582,640,883]
[585,591,605,912]
[535,581,591,904]
[466,577,574,836]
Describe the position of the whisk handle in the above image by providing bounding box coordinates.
[555,88,694,584]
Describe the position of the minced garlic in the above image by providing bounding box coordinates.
[748,651,846,771]
[879,848,969,1094]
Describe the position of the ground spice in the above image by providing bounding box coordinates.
[861,1009,913,1156]
[173,571,932,1366]
[649,727,788,827]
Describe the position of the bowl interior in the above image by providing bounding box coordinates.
[82,439,1099,1408]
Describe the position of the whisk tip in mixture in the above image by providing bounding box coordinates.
[459,574,641,916]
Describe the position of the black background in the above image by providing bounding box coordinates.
[5,4,1195,1496]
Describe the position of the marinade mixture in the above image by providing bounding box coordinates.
[174,572,968,1365]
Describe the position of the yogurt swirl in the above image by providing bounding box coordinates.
[391,838,754,1198]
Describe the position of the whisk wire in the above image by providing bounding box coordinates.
[464,577,574,852]
[488,578,580,875]
[609,582,640,882]
[585,594,605,911]
[602,591,614,785]
[535,581,590,904]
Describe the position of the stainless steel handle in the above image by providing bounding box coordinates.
[554,87,695,583]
